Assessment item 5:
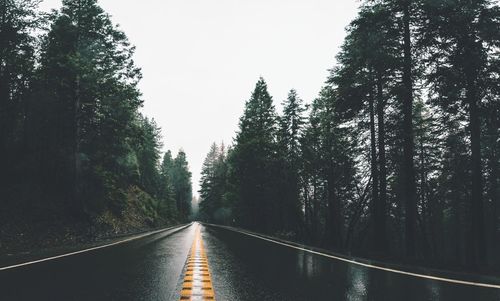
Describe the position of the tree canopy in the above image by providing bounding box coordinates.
[197,0,500,271]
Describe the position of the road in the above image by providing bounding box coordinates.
[0,222,499,300]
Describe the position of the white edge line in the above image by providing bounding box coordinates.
[212,224,500,290]
[0,222,192,272]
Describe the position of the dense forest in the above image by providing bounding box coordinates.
[198,0,500,271]
[0,0,192,250]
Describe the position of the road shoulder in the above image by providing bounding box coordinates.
[0,222,192,271]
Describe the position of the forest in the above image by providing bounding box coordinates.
[0,0,192,250]
[198,0,500,271]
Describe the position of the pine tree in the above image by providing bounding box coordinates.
[331,3,400,255]
[0,0,39,197]
[199,143,230,223]
[159,150,176,219]
[170,150,192,220]
[229,78,279,232]
[1,0,190,243]
[35,0,142,214]
[311,87,358,250]
[199,143,220,222]
[421,0,500,266]
[135,117,162,198]
[277,89,306,233]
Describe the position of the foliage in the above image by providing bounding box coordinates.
[198,0,500,271]
[0,0,192,237]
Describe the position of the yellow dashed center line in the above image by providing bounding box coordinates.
[179,225,216,301]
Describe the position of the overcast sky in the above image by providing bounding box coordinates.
[39,0,359,195]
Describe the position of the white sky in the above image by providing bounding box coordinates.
[38,0,359,195]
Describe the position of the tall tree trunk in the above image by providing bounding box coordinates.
[466,80,485,267]
[375,74,387,255]
[0,6,13,192]
[303,181,312,240]
[487,107,499,260]
[312,179,319,243]
[0,2,9,173]
[368,81,381,253]
[74,2,85,216]
[74,74,82,215]
[326,170,343,250]
[0,72,8,157]
[418,137,431,258]
[402,0,417,259]
[369,83,379,231]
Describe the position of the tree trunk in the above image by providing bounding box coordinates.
[312,179,319,243]
[487,107,499,260]
[402,0,417,259]
[303,181,311,238]
[375,74,387,255]
[74,74,82,214]
[0,3,9,174]
[490,109,499,238]
[73,2,83,216]
[369,82,379,235]
[326,171,343,250]
[466,80,485,267]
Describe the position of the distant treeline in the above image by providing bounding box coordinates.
[0,0,192,241]
[198,0,500,270]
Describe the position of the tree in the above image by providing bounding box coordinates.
[158,150,176,218]
[135,117,162,198]
[0,0,191,249]
[170,150,192,220]
[199,143,220,222]
[34,0,142,215]
[312,87,358,250]
[276,89,306,233]
[199,143,229,223]
[229,78,279,232]
[421,0,500,266]
[400,0,418,259]
[331,3,400,255]
[0,0,40,195]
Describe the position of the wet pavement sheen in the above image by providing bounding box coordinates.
[0,225,195,300]
[202,224,500,301]
[1,222,499,300]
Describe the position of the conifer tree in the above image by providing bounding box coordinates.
[35,0,142,214]
[277,89,306,233]
[170,150,192,220]
[0,0,40,196]
[229,78,279,232]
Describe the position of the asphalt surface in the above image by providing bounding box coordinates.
[0,224,195,300]
[1,222,499,300]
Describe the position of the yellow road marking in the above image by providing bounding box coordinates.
[179,225,216,301]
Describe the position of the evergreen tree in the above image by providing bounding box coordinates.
[34,0,142,215]
[331,3,400,255]
[1,0,189,248]
[0,0,40,199]
[199,143,229,223]
[159,150,176,219]
[170,150,192,220]
[276,89,306,233]
[135,117,162,198]
[199,143,220,222]
[229,78,279,232]
[303,87,358,250]
[421,0,500,266]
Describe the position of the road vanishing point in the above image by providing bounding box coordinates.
[1,222,499,300]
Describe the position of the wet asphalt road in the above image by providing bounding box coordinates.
[202,225,500,301]
[1,222,499,300]
[0,224,195,300]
